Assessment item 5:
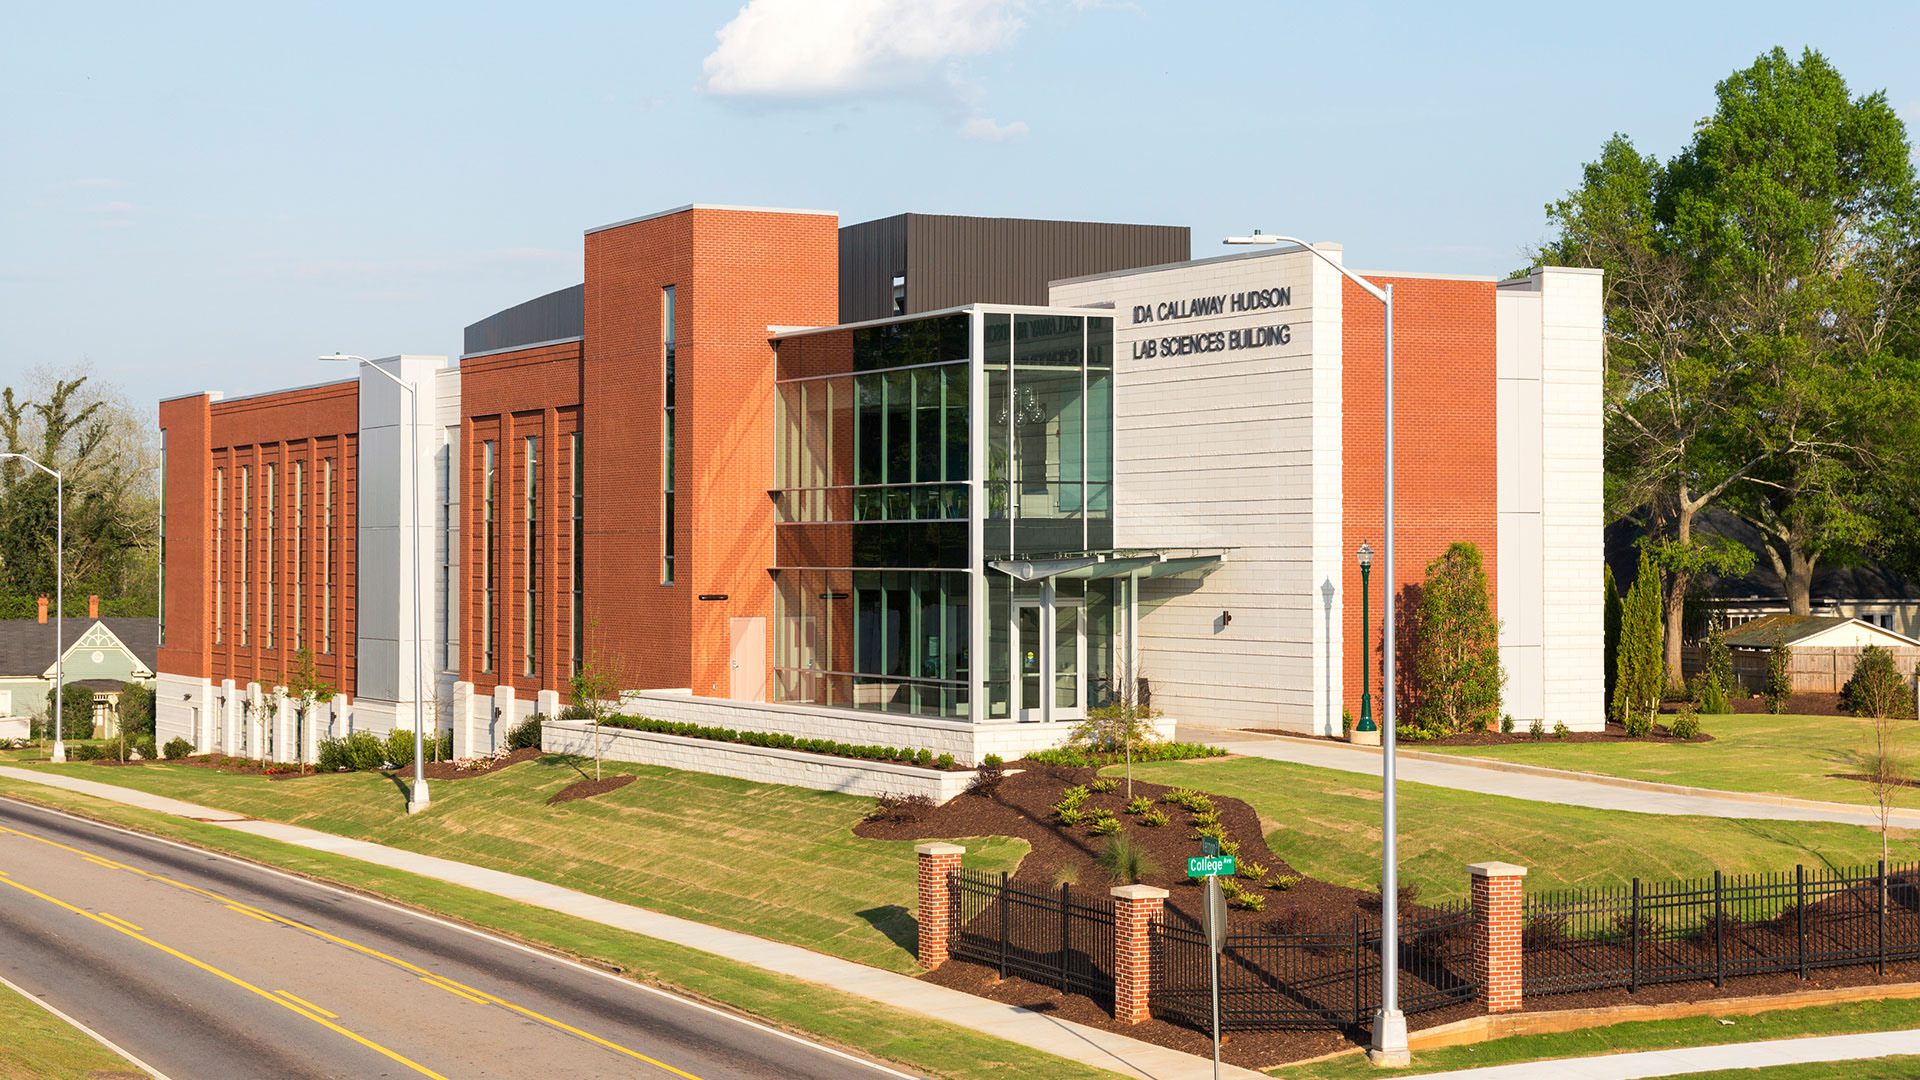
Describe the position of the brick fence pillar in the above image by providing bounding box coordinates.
[1111,884,1169,1024]
[916,843,965,968]
[1469,861,1528,1013]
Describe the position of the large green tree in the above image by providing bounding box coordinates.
[1542,48,1919,682]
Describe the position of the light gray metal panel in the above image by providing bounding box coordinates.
[463,284,585,355]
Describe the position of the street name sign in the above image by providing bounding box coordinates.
[1187,854,1236,878]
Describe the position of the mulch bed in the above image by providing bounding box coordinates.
[1828,772,1920,791]
[406,746,544,782]
[1251,720,1714,747]
[547,773,635,804]
[1664,692,1845,716]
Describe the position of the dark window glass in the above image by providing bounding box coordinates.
[851,313,968,371]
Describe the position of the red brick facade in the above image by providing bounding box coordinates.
[1341,275,1499,723]
[159,383,360,695]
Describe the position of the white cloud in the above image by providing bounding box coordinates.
[961,116,1028,141]
[701,0,1025,100]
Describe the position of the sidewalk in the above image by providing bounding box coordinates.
[1187,727,1912,829]
[1388,1026,1920,1079]
[0,766,1265,1080]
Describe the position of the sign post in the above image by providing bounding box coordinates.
[1191,841,1233,1080]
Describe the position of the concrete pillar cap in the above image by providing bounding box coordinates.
[1110,884,1171,901]
[1468,861,1529,878]
[915,842,966,857]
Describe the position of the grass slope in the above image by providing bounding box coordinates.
[1420,714,1892,806]
[1124,757,1920,903]
[0,976,144,1079]
[1278,998,1920,1078]
[0,778,1127,1080]
[7,753,1023,971]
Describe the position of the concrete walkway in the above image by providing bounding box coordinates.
[1383,1026,1920,1079]
[0,767,1264,1080]
[1187,727,1917,829]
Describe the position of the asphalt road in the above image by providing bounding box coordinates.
[0,797,917,1080]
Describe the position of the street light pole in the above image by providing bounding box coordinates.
[1223,235,1407,1065]
[3,453,66,762]
[322,354,429,814]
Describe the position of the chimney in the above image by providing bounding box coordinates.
[36,596,47,624]
[88,595,98,619]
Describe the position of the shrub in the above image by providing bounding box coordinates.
[865,794,934,824]
[935,753,956,770]
[1125,796,1154,815]
[981,753,1003,768]
[384,729,417,770]
[1163,788,1200,808]
[1265,874,1300,892]
[1523,913,1569,950]
[1264,907,1315,935]
[1095,832,1157,884]
[342,731,386,771]
[1090,777,1118,794]
[966,763,1006,798]
[1613,548,1665,728]
[435,728,454,761]
[163,736,193,761]
[1056,806,1084,827]
[118,681,156,739]
[1239,861,1270,882]
[1397,723,1438,743]
[317,736,351,772]
[1553,719,1570,740]
[72,742,106,761]
[1843,644,1913,719]
[507,713,546,752]
[130,734,157,761]
[1191,809,1221,829]
[915,749,934,768]
[1623,711,1652,738]
[1218,877,1245,900]
[1501,714,1515,734]
[1235,892,1267,912]
[1696,672,1729,715]
[1140,809,1169,827]
[1668,707,1702,741]
[1185,794,1215,817]
[1342,708,1354,738]
[1766,640,1793,714]
[1192,823,1228,842]
[1410,542,1504,734]
[1529,716,1544,741]
[1023,742,1226,768]
[1057,785,1090,811]
[1090,816,1122,836]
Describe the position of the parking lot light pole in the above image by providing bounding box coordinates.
[321,354,428,813]
[1223,234,1406,1065]
[2,453,66,762]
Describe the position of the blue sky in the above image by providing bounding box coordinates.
[4,1,1917,412]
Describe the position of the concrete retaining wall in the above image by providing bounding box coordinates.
[542,720,982,802]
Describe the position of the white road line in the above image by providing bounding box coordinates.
[0,970,175,1080]
[0,796,923,1080]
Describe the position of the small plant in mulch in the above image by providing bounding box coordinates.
[1239,861,1270,882]
[1124,795,1154,815]
[1263,906,1316,935]
[1522,912,1569,950]
[865,793,935,825]
[1139,809,1169,827]
[1361,880,1421,914]
[1265,874,1301,892]
[1693,911,1743,948]
[1089,777,1119,794]
[965,763,1006,798]
[1095,832,1158,884]
[1236,892,1267,912]
[1089,815,1122,836]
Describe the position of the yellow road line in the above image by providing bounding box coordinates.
[275,990,338,1018]
[419,975,491,1005]
[0,874,449,1080]
[0,821,708,1080]
[97,911,143,932]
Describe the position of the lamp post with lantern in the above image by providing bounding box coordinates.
[1357,542,1375,735]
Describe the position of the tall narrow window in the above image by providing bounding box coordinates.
[292,459,305,652]
[264,462,276,650]
[441,439,455,672]
[322,457,334,654]
[570,431,583,678]
[662,285,676,585]
[239,466,251,647]
[523,435,540,678]
[483,439,496,673]
[158,432,167,647]
[213,467,225,646]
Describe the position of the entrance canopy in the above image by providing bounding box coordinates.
[987,549,1226,582]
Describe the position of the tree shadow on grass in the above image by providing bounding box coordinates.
[856,905,919,956]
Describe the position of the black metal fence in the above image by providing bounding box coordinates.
[1523,862,1920,997]
[948,869,1116,1003]
[1149,902,1476,1031]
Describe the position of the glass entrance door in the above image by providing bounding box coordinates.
[1014,594,1086,722]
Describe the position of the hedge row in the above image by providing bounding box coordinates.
[1021,741,1227,768]
[594,715,959,770]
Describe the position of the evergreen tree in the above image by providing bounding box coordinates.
[1603,565,1623,707]
[1612,549,1665,726]
[1410,542,1505,734]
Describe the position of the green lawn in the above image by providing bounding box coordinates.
[0,976,145,1079]
[5,753,1024,972]
[1276,997,1920,1078]
[0,778,1126,1080]
[1670,1058,1920,1079]
[1419,713,1895,806]
[1124,757,1920,903]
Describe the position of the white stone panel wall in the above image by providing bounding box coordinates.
[1052,246,1343,732]
[1495,287,1547,725]
[356,354,446,710]
[1538,268,1606,729]
[154,672,208,748]
[543,721,985,803]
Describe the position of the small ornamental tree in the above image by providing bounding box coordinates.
[1410,542,1504,734]
[286,649,335,765]
[1612,548,1665,728]
[117,680,155,739]
[1698,623,1735,713]
[1765,639,1794,714]
[62,683,96,740]
[570,640,621,782]
[1843,644,1913,719]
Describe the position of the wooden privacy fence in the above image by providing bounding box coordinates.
[1682,644,1920,695]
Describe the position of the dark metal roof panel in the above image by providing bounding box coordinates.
[463,284,585,356]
